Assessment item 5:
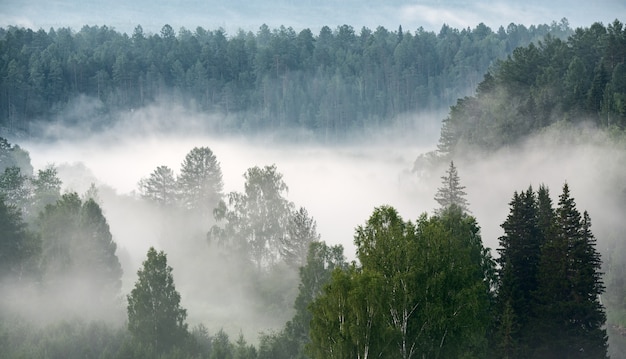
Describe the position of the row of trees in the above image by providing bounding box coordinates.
[437,19,626,156]
[0,136,324,357]
[0,20,572,138]
[0,141,611,357]
[495,184,606,358]
[1,139,121,311]
[242,163,610,359]
[138,146,320,270]
[301,165,609,358]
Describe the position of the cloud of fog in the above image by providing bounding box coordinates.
[16,99,626,342]
[18,100,442,338]
[452,123,626,253]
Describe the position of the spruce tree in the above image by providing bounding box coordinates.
[534,183,607,358]
[434,161,469,214]
[496,184,607,358]
[495,187,542,358]
[127,247,188,354]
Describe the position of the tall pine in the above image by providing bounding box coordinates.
[496,184,607,358]
[434,161,469,214]
[495,187,542,358]
[535,184,607,358]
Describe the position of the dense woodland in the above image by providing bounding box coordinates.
[1,18,626,359]
[0,20,573,139]
[437,19,626,155]
[0,141,613,358]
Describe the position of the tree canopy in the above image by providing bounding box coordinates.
[494,184,608,358]
[437,19,626,156]
[309,205,494,359]
[0,21,574,139]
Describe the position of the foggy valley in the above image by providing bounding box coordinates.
[1,6,626,358]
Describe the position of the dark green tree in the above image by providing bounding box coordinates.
[29,164,62,217]
[234,332,257,359]
[260,241,346,359]
[496,184,608,358]
[309,205,493,359]
[534,184,607,358]
[0,166,30,210]
[210,329,234,359]
[0,137,33,175]
[495,187,542,357]
[127,247,188,354]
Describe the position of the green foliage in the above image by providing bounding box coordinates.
[37,193,122,308]
[178,147,224,216]
[127,247,188,355]
[437,19,626,156]
[309,205,494,359]
[280,207,320,269]
[495,187,544,357]
[0,22,572,139]
[0,166,30,212]
[29,164,62,218]
[0,315,126,359]
[138,165,178,207]
[0,137,33,175]
[495,184,608,358]
[258,241,347,359]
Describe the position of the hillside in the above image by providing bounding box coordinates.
[0,21,572,140]
[437,19,626,155]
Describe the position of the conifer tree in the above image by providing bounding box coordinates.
[434,161,469,214]
[178,147,223,217]
[496,183,608,358]
[37,193,122,309]
[535,184,607,357]
[495,183,607,357]
[127,247,188,354]
[495,187,542,357]
[138,165,178,207]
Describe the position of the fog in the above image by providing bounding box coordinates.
[13,100,625,340]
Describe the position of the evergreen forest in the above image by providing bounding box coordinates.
[1,17,626,359]
[1,20,573,139]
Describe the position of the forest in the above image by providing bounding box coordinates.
[1,20,573,140]
[1,18,626,359]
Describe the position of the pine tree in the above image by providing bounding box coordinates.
[37,193,122,310]
[495,183,607,358]
[434,161,469,214]
[534,184,607,358]
[495,187,542,357]
[138,165,178,207]
[279,206,320,269]
[127,247,188,354]
[178,147,224,216]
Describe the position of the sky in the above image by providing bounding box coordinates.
[1,0,624,35]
